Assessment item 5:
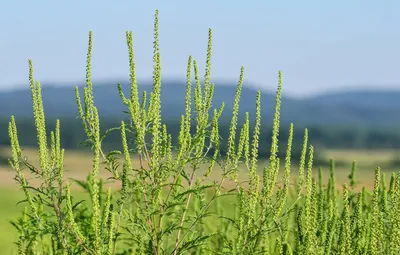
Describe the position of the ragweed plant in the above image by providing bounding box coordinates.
[7,9,400,255]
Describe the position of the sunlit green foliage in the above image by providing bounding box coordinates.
[7,10,400,255]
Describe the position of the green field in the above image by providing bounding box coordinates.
[1,146,398,252]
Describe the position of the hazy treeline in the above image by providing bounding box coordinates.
[1,117,399,159]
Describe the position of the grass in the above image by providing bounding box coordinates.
[321,149,400,165]
[1,145,395,188]
[0,187,25,254]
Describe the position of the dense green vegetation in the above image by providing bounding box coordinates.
[2,117,400,151]
[1,117,400,167]
[5,10,400,255]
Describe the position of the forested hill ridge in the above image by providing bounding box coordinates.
[1,80,400,127]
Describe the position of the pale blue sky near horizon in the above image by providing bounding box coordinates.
[1,0,399,98]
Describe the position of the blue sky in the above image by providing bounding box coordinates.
[1,0,399,97]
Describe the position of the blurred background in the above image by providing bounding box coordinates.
[1,0,400,251]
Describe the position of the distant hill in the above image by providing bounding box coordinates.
[1,80,400,127]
